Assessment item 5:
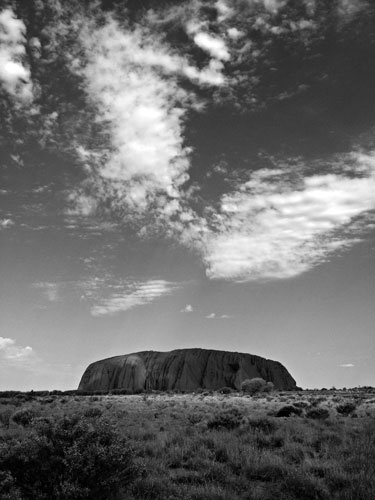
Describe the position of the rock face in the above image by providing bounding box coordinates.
[78,348,297,392]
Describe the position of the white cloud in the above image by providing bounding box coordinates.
[205,312,232,319]
[0,218,14,229]
[77,20,190,210]
[72,17,224,221]
[69,13,226,244]
[181,304,193,313]
[0,337,36,364]
[262,0,286,13]
[185,19,229,85]
[227,27,244,40]
[203,153,375,281]
[90,279,177,316]
[215,0,234,22]
[192,32,230,61]
[339,363,355,368]
[0,8,33,102]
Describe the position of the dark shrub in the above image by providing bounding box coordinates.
[282,473,329,499]
[0,409,13,429]
[336,402,356,416]
[11,408,36,427]
[276,405,302,417]
[293,401,310,408]
[207,408,244,430]
[83,407,103,418]
[218,387,233,394]
[306,408,330,419]
[248,417,277,434]
[0,414,138,499]
[0,471,22,500]
[245,461,285,482]
[110,388,133,395]
[187,413,203,425]
[215,447,229,463]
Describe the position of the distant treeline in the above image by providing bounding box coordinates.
[0,386,374,398]
[0,389,146,398]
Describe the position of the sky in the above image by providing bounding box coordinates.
[0,0,374,391]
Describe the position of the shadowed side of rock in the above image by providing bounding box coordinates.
[78,348,297,392]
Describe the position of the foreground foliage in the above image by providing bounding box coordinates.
[0,390,374,499]
[0,414,138,500]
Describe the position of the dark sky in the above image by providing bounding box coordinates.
[0,0,374,390]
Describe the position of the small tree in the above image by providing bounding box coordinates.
[241,378,267,395]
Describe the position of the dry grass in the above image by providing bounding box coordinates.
[1,390,375,499]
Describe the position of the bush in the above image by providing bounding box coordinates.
[11,408,35,427]
[218,387,233,394]
[263,381,275,393]
[207,408,244,430]
[276,406,302,417]
[248,417,278,434]
[0,409,13,429]
[241,378,267,395]
[336,402,356,416]
[282,472,329,499]
[306,408,330,420]
[0,414,139,499]
[83,407,103,418]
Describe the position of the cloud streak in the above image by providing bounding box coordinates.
[33,277,179,316]
[90,279,178,316]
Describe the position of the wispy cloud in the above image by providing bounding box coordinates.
[0,337,36,365]
[339,363,355,368]
[0,8,33,102]
[32,276,180,315]
[32,282,60,302]
[203,153,375,281]
[90,279,178,316]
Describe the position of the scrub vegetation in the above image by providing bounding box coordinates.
[0,388,374,500]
